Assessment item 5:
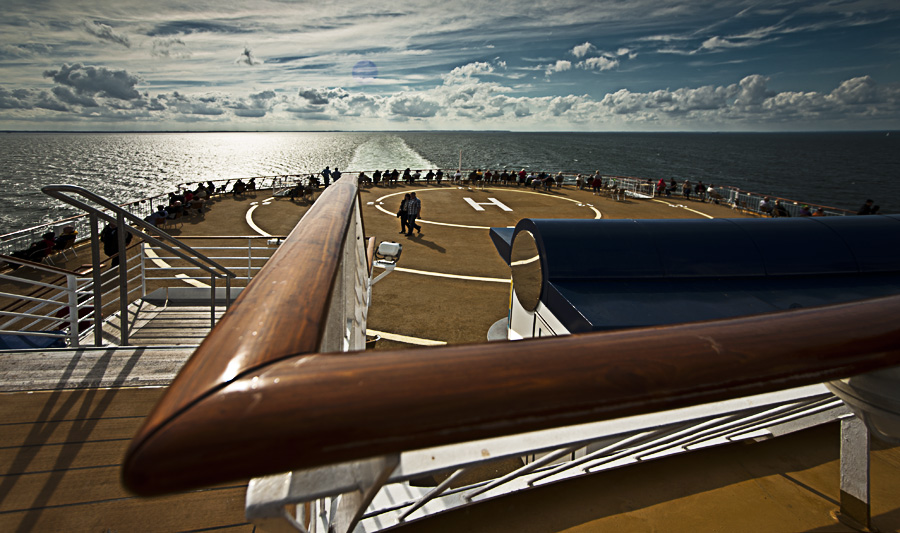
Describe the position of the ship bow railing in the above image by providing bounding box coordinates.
[117,175,900,531]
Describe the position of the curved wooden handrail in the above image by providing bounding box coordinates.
[125,178,358,475]
[122,177,900,496]
[123,292,900,496]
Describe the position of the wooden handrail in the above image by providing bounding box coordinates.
[125,178,358,477]
[122,177,900,496]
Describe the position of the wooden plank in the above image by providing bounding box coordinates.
[0,483,251,532]
[0,438,130,476]
[2,416,144,448]
[0,388,163,424]
[0,347,193,392]
[1,465,132,510]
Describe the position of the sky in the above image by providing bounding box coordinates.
[1,0,899,132]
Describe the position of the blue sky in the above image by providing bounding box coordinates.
[1,0,898,131]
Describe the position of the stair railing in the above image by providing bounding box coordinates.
[41,185,237,346]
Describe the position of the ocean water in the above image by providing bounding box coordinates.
[1,131,897,234]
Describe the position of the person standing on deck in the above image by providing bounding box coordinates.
[759,196,773,216]
[332,168,342,182]
[322,166,332,187]
[857,199,875,215]
[436,169,444,186]
[398,194,410,234]
[100,223,133,267]
[406,192,422,236]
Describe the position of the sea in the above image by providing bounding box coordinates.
[1,131,898,235]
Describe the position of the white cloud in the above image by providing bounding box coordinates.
[580,56,619,71]
[571,42,594,58]
[545,60,572,76]
[443,62,498,84]
[83,21,131,48]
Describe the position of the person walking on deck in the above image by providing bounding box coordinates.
[398,193,410,234]
[406,192,422,236]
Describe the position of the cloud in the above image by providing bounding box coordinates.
[700,36,753,51]
[830,76,882,106]
[388,95,440,117]
[581,56,619,71]
[152,38,190,59]
[571,42,594,58]
[52,86,99,107]
[236,47,262,66]
[0,88,40,109]
[298,88,348,106]
[574,47,633,72]
[443,62,498,84]
[43,63,141,100]
[734,74,773,106]
[0,43,52,59]
[545,60,572,76]
[83,21,131,48]
[148,20,248,37]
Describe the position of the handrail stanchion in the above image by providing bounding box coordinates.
[116,212,129,345]
[247,237,252,281]
[140,242,147,298]
[210,273,216,329]
[90,213,103,347]
[66,273,80,347]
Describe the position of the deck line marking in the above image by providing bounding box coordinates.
[143,246,210,288]
[374,263,510,283]
[372,188,601,229]
[245,204,272,237]
[366,329,446,346]
[651,199,715,219]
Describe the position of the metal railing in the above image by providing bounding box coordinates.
[0,255,95,348]
[141,236,281,291]
[246,384,849,532]
[39,185,238,346]
[121,176,900,533]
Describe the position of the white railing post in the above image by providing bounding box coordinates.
[140,241,147,297]
[838,414,871,530]
[66,273,80,347]
[248,237,253,281]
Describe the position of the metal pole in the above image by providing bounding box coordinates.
[66,273,80,347]
[90,214,103,346]
[116,212,129,345]
[210,273,216,329]
[140,242,147,297]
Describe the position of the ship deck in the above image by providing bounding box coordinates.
[2,182,900,532]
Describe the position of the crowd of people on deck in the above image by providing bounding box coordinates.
[4,165,885,273]
[6,226,77,269]
[4,178,259,270]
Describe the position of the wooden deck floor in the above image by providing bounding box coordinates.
[3,185,898,532]
[0,386,253,532]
